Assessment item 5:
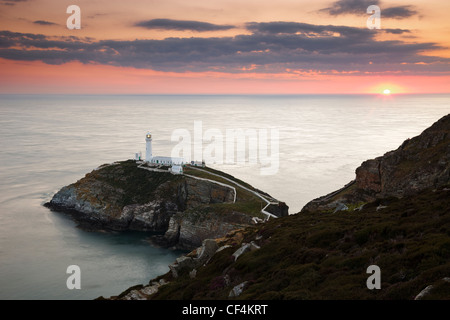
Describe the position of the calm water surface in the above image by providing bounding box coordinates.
[0,94,448,299]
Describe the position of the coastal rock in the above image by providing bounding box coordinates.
[302,114,450,212]
[229,281,248,298]
[120,280,167,300]
[360,114,450,198]
[333,202,349,213]
[356,159,381,193]
[197,239,219,263]
[232,241,260,261]
[169,238,221,278]
[265,202,289,217]
[46,160,284,249]
[121,201,178,232]
[165,211,254,250]
[414,285,434,300]
[182,178,235,208]
[414,278,450,300]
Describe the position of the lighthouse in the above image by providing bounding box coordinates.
[145,132,152,162]
[143,131,186,167]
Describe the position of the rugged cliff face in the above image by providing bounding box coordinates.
[45,160,287,250]
[302,114,450,212]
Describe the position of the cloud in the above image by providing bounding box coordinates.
[33,20,57,26]
[0,21,447,76]
[321,0,375,16]
[135,19,235,32]
[245,21,410,36]
[320,0,418,19]
[0,0,28,6]
[382,6,419,19]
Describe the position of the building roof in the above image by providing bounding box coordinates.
[152,156,185,161]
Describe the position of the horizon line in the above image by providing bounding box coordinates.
[2,92,450,97]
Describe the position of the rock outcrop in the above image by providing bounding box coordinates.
[303,114,450,212]
[414,278,450,300]
[45,160,287,250]
[163,210,254,250]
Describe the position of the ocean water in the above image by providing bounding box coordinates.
[0,94,448,299]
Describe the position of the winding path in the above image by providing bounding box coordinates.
[137,161,237,203]
[136,161,278,220]
[187,167,279,219]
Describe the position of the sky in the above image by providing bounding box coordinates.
[0,0,449,94]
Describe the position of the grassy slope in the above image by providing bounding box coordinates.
[183,166,267,219]
[151,186,450,300]
[75,160,182,209]
[74,161,267,219]
[185,166,259,192]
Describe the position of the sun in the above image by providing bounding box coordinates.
[369,83,405,95]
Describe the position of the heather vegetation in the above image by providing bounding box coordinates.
[151,186,450,299]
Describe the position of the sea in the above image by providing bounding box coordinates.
[0,94,448,300]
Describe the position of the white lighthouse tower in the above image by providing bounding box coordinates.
[145,132,152,162]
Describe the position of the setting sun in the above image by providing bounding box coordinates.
[367,83,408,95]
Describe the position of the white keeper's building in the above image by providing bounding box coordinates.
[145,132,186,167]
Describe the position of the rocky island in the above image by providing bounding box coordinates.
[109,114,450,300]
[45,162,288,250]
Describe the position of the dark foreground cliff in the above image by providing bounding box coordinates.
[45,161,288,250]
[110,114,450,300]
[116,186,449,300]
